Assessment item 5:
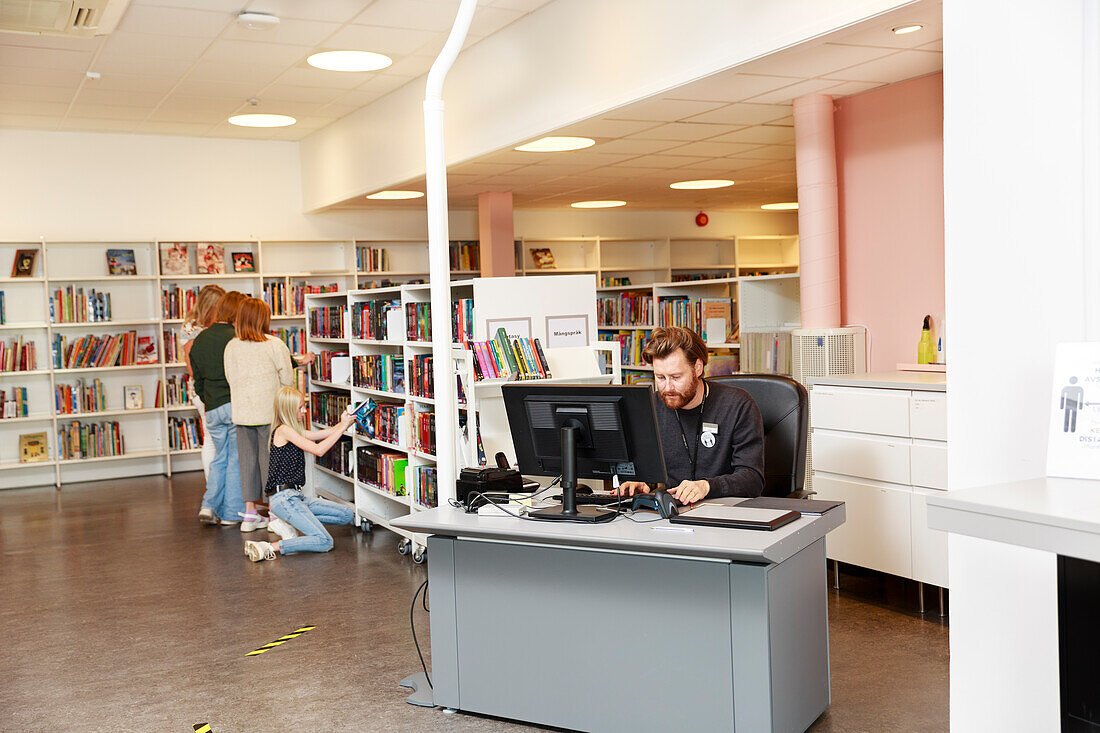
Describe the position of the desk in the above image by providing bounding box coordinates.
[393,505,845,733]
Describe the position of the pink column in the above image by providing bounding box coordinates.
[477,191,516,278]
[793,94,841,328]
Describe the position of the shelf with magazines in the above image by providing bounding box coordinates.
[0,238,362,489]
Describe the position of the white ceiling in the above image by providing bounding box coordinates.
[330,0,942,211]
[0,0,551,139]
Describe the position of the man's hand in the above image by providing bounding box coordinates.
[293,352,316,367]
[611,481,651,497]
[668,479,710,505]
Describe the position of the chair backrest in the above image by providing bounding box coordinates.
[708,373,808,497]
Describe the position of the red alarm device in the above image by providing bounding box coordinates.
[695,211,709,227]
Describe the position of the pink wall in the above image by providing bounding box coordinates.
[834,72,945,371]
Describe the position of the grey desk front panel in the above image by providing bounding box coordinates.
[450,537,736,732]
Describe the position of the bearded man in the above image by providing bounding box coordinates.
[615,326,765,504]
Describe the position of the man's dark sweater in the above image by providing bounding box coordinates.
[189,323,234,412]
[654,380,765,498]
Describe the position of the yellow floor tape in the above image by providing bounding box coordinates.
[245,625,316,657]
[193,724,212,732]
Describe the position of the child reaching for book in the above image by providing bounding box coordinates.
[244,387,355,563]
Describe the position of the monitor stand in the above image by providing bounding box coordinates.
[528,425,616,523]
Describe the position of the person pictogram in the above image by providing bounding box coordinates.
[1060,376,1085,433]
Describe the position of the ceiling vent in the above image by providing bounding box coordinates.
[0,0,130,38]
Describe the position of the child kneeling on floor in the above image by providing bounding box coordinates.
[245,387,356,563]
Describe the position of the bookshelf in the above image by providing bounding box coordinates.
[305,275,616,559]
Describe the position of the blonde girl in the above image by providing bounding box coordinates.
[244,387,355,562]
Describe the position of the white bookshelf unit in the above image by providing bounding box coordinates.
[0,240,355,489]
[305,275,618,559]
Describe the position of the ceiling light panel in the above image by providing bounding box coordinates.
[308,50,393,72]
[515,136,595,152]
[228,113,296,127]
[366,190,424,199]
[571,200,626,208]
[670,179,735,190]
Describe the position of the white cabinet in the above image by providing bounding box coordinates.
[810,377,948,588]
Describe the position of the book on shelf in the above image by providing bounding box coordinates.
[657,296,734,339]
[11,249,37,278]
[160,243,191,275]
[597,292,652,328]
[123,385,143,410]
[311,350,350,383]
[162,285,200,319]
[135,336,158,364]
[530,248,556,269]
[317,434,353,476]
[308,305,346,339]
[599,329,652,369]
[273,326,305,355]
[52,331,142,369]
[671,272,733,282]
[354,353,405,394]
[356,445,407,496]
[414,465,438,509]
[231,251,255,273]
[357,403,406,446]
[19,431,49,462]
[57,420,124,460]
[414,410,436,455]
[405,302,431,341]
[0,290,5,324]
[706,354,741,377]
[292,283,338,316]
[352,299,401,340]
[310,391,350,428]
[1,387,29,418]
[601,277,632,287]
[168,415,204,451]
[195,243,225,275]
[51,285,112,324]
[740,331,792,375]
[163,330,181,363]
[449,240,479,271]
[56,378,106,414]
[162,373,193,407]
[357,246,389,272]
[1,337,37,372]
[105,249,137,276]
[408,354,434,397]
[700,299,733,344]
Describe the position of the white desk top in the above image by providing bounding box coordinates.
[926,476,1100,562]
[392,503,845,564]
[809,370,946,392]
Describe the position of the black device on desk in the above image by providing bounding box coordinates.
[502,384,669,523]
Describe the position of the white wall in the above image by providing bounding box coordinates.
[943,0,1096,729]
[299,0,914,211]
[0,129,794,244]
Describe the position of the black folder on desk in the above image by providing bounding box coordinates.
[670,505,800,531]
[735,496,844,516]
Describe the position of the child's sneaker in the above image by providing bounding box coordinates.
[239,512,269,532]
[245,540,277,563]
[267,515,298,541]
[198,507,219,525]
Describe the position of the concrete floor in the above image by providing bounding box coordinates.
[0,473,949,731]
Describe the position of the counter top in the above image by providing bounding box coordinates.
[393,502,846,565]
[926,476,1100,563]
[809,370,946,392]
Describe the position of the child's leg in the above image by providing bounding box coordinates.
[270,491,335,554]
[305,496,355,526]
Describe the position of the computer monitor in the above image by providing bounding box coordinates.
[501,383,668,523]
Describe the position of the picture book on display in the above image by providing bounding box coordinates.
[135,336,158,364]
[196,243,226,275]
[231,252,255,272]
[160,243,191,275]
[106,249,137,276]
[530,248,556,269]
[20,432,49,463]
[11,249,37,277]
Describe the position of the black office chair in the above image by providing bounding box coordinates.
[708,373,811,499]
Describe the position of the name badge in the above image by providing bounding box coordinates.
[700,423,718,448]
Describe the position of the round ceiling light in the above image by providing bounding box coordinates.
[760,202,799,211]
[571,200,626,209]
[366,190,424,200]
[308,50,393,72]
[515,136,595,153]
[669,179,735,190]
[228,113,296,128]
[891,24,923,34]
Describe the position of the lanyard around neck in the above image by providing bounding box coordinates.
[674,381,707,481]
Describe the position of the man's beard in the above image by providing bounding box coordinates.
[659,376,702,409]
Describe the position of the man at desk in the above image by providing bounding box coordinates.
[615,326,765,504]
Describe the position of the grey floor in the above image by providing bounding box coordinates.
[0,472,949,732]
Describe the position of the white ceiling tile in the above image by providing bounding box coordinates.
[383,54,436,77]
[156,95,245,115]
[596,166,672,179]
[235,99,328,117]
[134,0,248,11]
[222,17,342,45]
[534,150,635,167]
[488,0,551,10]
[325,24,439,56]
[0,66,82,88]
[919,39,943,52]
[147,106,230,123]
[325,88,383,108]
[708,125,795,146]
[730,145,795,160]
[684,103,791,126]
[824,49,942,83]
[92,53,196,77]
[354,0,459,32]
[415,31,485,57]
[132,121,219,136]
[202,39,312,67]
[97,32,212,62]
[605,98,727,123]
[258,84,346,104]
[827,12,942,51]
[275,66,367,89]
[739,42,896,78]
[173,78,264,98]
[75,87,167,107]
[58,118,139,132]
[467,6,525,36]
[661,140,762,157]
[64,104,153,120]
[0,83,76,102]
[666,73,802,104]
[187,59,286,85]
[0,46,92,71]
[357,73,416,96]
[616,155,703,169]
[2,100,71,116]
[770,115,794,127]
[117,5,233,38]
[0,113,59,129]
[245,0,370,24]
[589,138,684,155]
[477,148,541,165]
[0,34,104,52]
[822,80,886,98]
[554,118,663,139]
[626,122,727,142]
[745,78,845,105]
[449,162,524,176]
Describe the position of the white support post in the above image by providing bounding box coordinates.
[424,0,478,504]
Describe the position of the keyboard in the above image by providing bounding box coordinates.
[550,493,633,507]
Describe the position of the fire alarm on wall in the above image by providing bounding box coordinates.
[695,211,709,227]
